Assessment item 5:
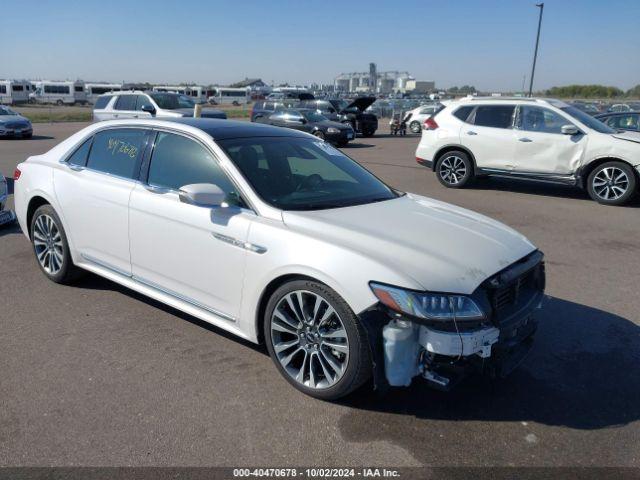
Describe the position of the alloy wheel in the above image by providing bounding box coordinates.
[592,167,629,201]
[33,214,64,275]
[439,155,467,185]
[270,290,349,390]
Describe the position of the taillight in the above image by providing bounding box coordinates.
[424,117,439,130]
[13,167,21,181]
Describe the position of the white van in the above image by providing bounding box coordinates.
[207,87,249,105]
[0,80,31,104]
[85,83,122,104]
[30,81,86,105]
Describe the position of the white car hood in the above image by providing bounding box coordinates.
[611,130,640,144]
[282,193,536,294]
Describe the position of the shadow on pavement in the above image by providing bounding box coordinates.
[472,177,640,207]
[339,296,640,433]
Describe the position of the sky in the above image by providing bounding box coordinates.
[2,0,639,92]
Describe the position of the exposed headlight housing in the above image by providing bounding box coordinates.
[370,282,485,321]
[327,127,340,134]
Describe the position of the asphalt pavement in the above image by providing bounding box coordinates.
[0,122,639,467]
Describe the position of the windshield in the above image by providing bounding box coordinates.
[0,106,17,116]
[149,93,195,110]
[218,137,399,211]
[301,110,328,122]
[561,106,616,134]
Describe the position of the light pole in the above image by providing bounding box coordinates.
[528,3,544,97]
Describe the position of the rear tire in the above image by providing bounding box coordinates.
[587,161,637,206]
[435,150,474,188]
[56,100,63,106]
[30,205,84,284]
[264,280,372,400]
[409,120,421,133]
[313,131,326,141]
[362,129,375,137]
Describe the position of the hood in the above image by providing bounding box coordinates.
[0,114,29,124]
[282,194,536,294]
[611,130,640,144]
[316,120,352,130]
[343,96,376,113]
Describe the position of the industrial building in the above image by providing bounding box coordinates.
[334,63,434,95]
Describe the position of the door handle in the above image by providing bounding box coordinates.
[144,184,171,194]
[467,130,477,135]
[518,137,533,142]
[113,114,119,118]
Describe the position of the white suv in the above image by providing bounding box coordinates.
[92,91,226,122]
[415,97,640,205]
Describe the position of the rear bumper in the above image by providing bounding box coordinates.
[416,157,433,168]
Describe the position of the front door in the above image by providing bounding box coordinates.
[128,131,253,321]
[513,105,587,174]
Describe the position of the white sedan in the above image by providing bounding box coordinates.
[13,118,545,399]
[405,104,441,133]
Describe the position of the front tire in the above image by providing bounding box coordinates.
[587,161,637,206]
[264,280,372,400]
[409,120,421,133]
[30,205,83,284]
[435,150,474,188]
[313,130,326,141]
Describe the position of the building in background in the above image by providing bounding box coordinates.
[334,66,414,94]
[404,80,436,94]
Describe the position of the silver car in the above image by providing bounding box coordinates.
[92,91,226,122]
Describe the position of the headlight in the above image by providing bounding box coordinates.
[327,127,340,134]
[370,282,485,320]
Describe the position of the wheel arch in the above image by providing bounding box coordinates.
[578,157,640,189]
[254,273,325,345]
[26,195,52,239]
[432,144,477,173]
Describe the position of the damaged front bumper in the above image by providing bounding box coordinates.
[359,250,545,391]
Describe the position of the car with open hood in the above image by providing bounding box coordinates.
[13,118,544,400]
[298,97,378,137]
[0,106,33,139]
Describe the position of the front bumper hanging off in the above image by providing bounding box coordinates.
[359,250,545,392]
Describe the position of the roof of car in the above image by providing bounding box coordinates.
[595,111,640,117]
[162,117,310,140]
[451,96,570,108]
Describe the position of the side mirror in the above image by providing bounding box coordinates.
[561,124,579,135]
[179,183,226,208]
[141,104,156,115]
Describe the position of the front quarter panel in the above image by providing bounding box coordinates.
[239,215,423,343]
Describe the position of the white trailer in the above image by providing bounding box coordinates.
[85,83,122,104]
[152,85,189,95]
[207,87,249,105]
[30,80,86,105]
[0,80,31,104]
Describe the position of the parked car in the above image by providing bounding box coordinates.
[607,104,632,113]
[0,174,16,226]
[255,108,354,146]
[92,91,226,122]
[404,104,441,133]
[0,106,33,139]
[570,102,601,116]
[595,111,640,132]
[250,100,289,121]
[415,97,640,206]
[13,117,545,399]
[298,98,378,137]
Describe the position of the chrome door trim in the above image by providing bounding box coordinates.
[212,232,267,254]
[81,253,237,322]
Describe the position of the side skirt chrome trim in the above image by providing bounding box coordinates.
[80,253,236,322]
[212,232,267,254]
[477,168,578,186]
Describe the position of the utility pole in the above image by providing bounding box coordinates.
[528,3,544,97]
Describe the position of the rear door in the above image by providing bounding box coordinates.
[460,104,518,170]
[112,95,138,119]
[54,127,150,274]
[513,105,587,174]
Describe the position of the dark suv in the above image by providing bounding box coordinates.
[297,97,378,137]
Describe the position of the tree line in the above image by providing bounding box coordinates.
[545,84,640,98]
